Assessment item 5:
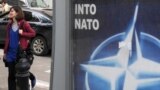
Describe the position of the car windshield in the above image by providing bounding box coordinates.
[32,12,52,23]
[27,0,48,8]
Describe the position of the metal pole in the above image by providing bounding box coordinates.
[51,0,71,90]
[16,75,30,90]
[15,57,31,90]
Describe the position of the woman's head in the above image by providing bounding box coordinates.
[9,6,24,21]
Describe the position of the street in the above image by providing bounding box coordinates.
[0,48,51,90]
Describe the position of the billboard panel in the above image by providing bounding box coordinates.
[71,0,160,90]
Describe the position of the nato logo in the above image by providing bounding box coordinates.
[81,4,160,90]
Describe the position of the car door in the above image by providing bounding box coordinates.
[0,14,9,44]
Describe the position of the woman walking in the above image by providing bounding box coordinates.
[3,6,36,90]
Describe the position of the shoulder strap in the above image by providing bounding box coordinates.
[19,20,27,32]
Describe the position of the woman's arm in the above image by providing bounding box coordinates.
[4,22,11,54]
[20,22,36,38]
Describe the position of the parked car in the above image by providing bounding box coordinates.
[0,8,53,56]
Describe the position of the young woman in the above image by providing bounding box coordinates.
[3,6,36,90]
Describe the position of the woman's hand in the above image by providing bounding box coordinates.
[3,54,6,59]
[3,54,6,62]
[19,29,23,35]
[3,54,8,67]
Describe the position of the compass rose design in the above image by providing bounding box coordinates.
[81,4,160,90]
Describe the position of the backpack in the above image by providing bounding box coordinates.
[16,21,34,65]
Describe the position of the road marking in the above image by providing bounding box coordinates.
[45,70,50,73]
[36,80,49,89]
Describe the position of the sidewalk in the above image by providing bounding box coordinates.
[0,49,51,90]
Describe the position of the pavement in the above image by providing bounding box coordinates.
[0,49,51,90]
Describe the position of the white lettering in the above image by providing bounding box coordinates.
[75,19,81,29]
[92,19,99,30]
[90,4,96,15]
[78,4,84,14]
[74,19,100,30]
[84,4,90,15]
[81,19,87,29]
[75,4,97,15]
[75,4,77,14]
[86,19,92,30]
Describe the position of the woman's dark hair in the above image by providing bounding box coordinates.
[10,6,24,21]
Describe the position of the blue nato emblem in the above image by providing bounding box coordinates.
[80,4,160,90]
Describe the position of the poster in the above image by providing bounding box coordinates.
[71,0,160,90]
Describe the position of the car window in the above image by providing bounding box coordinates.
[40,16,52,23]
[30,15,39,22]
[32,12,51,23]
[19,1,27,7]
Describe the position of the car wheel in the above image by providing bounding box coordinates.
[31,36,49,56]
